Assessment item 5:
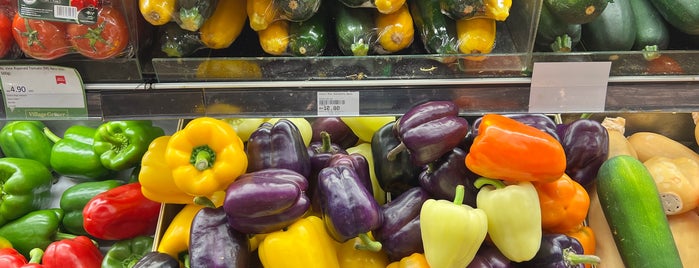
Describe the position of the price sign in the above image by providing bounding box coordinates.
[529,62,611,113]
[0,65,87,119]
[317,91,360,116]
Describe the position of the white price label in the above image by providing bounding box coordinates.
[317,91,360,116]
[529,62,611,113]
[0,65,87,119]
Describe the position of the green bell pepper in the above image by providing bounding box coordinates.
[101,235,154,268]
[44,125,113,181]
[60,180,124,236]
[0,157,54,226]
[93,121,165,171]
[0,208,73,258]
[0,121,54,169]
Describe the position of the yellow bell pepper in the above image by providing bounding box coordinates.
[139,136,194,204]
[165,117,248,197]
[337,234,389,268]
[0,236,12,249]
[340,117,396,143]
[258,216,340,268]
[157,193,225,258]
[221,117,269,142]
[386,253,430,268]
[267,118,313,146]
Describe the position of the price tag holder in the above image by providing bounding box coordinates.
[0,65,88,120]
[529,62,611,113]
[317,91,360,116]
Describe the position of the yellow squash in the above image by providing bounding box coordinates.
[628,131,699,164]
[139,0,176,25]
[199,0,248,49]
[375,3,414,54]
[456,17,496,61]
[248,0,278,31]
[258,20,290,55]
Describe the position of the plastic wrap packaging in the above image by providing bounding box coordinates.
[152,0,247,57]
[8,0,137,60]
[335,3,414,56]
[0,0,21,59]
[339,0,406,15]
[257,8,328,56]
[247,0,322,31]
[439,0,512,21]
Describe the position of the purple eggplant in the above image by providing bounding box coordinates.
[418,147,479,207]
[318,165,383,249]
[189,207,249,268]
[517,233,600,268]
[472,113,560,141]
[556,118,609,187]
[223,168,310,234]
[246,119,311,178]
[310,117,359,149]
[373,187,430,262]
[467,244,512,268]
[391,101,470,166]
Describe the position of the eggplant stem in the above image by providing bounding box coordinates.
[386,142,406,161]
[355,233,382,252]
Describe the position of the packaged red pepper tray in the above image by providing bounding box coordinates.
[8,0,137,60]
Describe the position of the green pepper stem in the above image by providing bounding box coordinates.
[54,232,79,241]
[453,185,465,205]
[190,146,215,171]
[642,45,660,61]
[193,196,216,208]
[355,233,383,252]
[386,142,406,161]
[564,247,601,265]
[43,127,62,143]
[184,253,191,268]
[320,131,332,152]
[580,113,593,119]
[474,177,507,190]
[27,248,44,264]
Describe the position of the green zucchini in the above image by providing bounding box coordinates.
[630,0,670,50]
[160,22,204,57]
[596,155,683,268]
[276,0,321,22]
[544,0,609,24]
[409,0,459,54]
[439,0,487,20]
[535,3,581,52]
[581,0,635,51]
[335,5,377,56]
[288,10,328,56]
[176,0,218,31]
[649,0,699,35]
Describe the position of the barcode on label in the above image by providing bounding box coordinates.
[54,5,77,20]
[318,99,346,105]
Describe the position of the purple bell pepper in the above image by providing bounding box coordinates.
[307,131,347,203]
[472,113,560,141]
[467,244,512,268]
[318,165,383,250]
[418,147,479,207]
[372,187,430,262]
[246,119,311,178]
[372,122,422,197]
[391,101,470,166]
[189,207,249,268]
[556,118,609,187]
[327,153,372,193]
[310,117,359,149]
[223,168,310,234]
[518,233,600,268]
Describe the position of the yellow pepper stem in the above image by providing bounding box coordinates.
[355,233,383,252]
[191,145,216,171]
[474,177,506,190]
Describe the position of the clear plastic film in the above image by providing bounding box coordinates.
[334,3,414,56]
[439,0,512,21]
[247,0,322,31]
[258,9,328,56]
[339,0,407,14]
[0,0,21,59]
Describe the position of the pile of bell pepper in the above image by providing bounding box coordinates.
[0,101,615,267]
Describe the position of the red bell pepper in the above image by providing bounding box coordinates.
[82,183,161,240]
[42,236,102,268]
[0,248,43,268]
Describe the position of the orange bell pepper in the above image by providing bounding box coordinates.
[535,174,590,233]
[386,253,429,268]
[565,224,597,268]
[336,234,389,268]
[465,114,566,183]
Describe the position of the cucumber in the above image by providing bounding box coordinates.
[176,0,218,31]
[581,0,635,51]
[160,22,204,57]
[335,5,377,56]
[596,155,683,268]
[649,0,699,35]
[409,0,459,54]
[276,0,321,22]
[288,10,328,56]
[535,3,581,52]
[629,0,670,50]
[439,0,487,20]
[544,0,609,24]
